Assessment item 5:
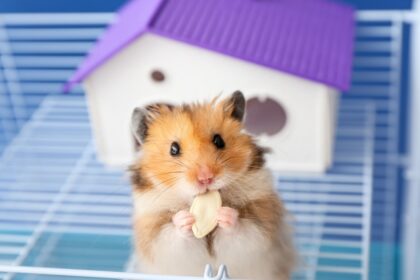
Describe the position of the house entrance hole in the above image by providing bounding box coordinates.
[244,96,287,136]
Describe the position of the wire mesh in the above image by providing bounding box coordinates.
[0,9,414,280]
[0,94,374,280]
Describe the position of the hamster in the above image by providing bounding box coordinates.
[129,91,296,280]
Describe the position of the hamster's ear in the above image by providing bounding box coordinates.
[224,91,246,122]
[131,107,148,144]
[131,103,174,143]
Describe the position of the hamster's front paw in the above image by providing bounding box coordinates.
[217,207,239,232]
[172,210,195,238]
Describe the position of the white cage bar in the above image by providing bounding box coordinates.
[0,9,415,280]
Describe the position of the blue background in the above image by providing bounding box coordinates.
[0,1,413,280]
[0,0,413,12]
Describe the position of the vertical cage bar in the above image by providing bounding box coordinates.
[403,1,420,279]
[362,104,375,280]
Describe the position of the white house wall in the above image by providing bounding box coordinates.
[84,33,336,172]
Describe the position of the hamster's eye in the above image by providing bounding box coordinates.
[212,134,225,149]
[170,142,181,156]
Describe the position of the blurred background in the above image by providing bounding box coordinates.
[0,0,418,280]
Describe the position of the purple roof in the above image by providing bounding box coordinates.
[66,0,355,91]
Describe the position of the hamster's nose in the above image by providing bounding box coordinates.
[197,166,214,187]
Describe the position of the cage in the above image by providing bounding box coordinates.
[0,1,419,280]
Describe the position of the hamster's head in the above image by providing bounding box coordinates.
[131,91,265,198]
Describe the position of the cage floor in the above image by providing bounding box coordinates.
[0,10,408,279]
[0,95,375,280]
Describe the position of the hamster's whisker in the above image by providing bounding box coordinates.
[146,176,178,190]
[172,161,190,170]
[172,158,192,169]
[215,152,223,163]
[219,155,245,166]
[148,183,178,205]
[139,172,180,188]
[142,173,179,183]
[154,171,184,176]
[220,174,253,200]
[247,163,265,169]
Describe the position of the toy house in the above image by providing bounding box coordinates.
[66,0,354,172]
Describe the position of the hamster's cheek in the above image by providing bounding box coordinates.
[220,148,251,175]
[173,178,197,200]
[210,171,238,190]
[208,172,227,190]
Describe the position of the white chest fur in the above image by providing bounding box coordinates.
[133,169,294,279]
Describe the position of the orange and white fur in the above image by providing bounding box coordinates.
[130,92,295,279]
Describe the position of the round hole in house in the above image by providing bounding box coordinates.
[244,96,287,136]
[151,69,165,82]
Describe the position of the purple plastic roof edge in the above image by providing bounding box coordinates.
[63,0,165,92]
